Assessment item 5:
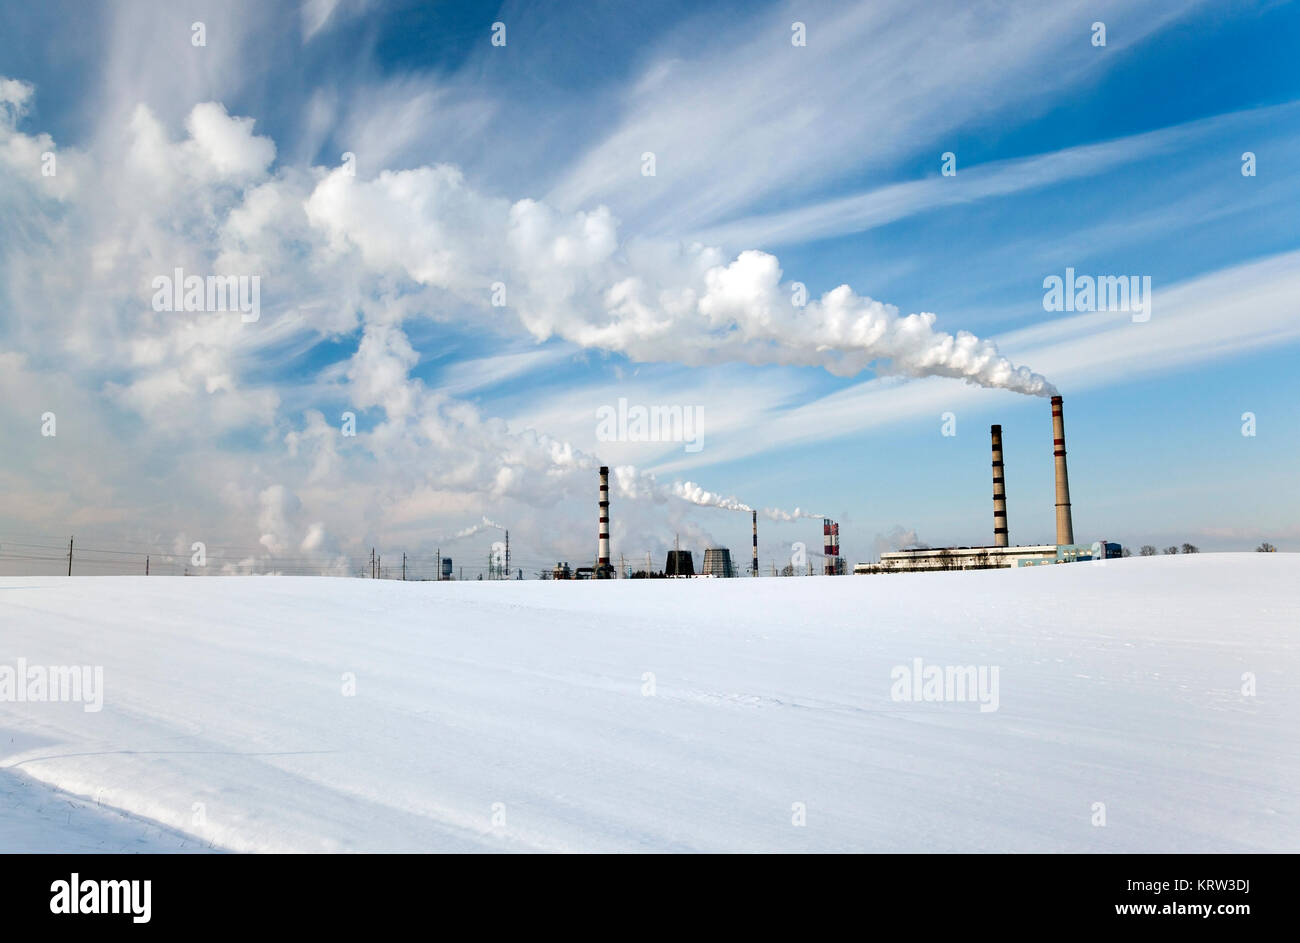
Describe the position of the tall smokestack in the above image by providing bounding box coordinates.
[598,465,611,576]
[991,424,1008,547]
[752,510,758,577]
[1050,396,1074,545]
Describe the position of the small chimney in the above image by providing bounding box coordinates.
[1051,396,1074,545]
[752,510,758,577]
[991,424,1009,547]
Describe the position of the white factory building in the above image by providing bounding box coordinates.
[854,541,1120,575]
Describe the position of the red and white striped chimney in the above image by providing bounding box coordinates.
[823,518,833,574]
[991,424,1009,547]
[598,465,611,573]
[1050,396,1074,545]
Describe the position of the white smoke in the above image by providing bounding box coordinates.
[759,506,825,522]
[305,169,1057,396]
[442,517,506,541]
[874,525,929,559]
[671,481,752,513]
[660,480,827,523]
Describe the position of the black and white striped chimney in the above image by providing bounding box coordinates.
[598,465,611,574]
[991,424,1009,547]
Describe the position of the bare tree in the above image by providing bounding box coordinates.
[1257,542,1277,552]
[1140,545,1156,556]
[1163,546,1179,555]
[1121,547,1132,557]
[1181,543,1199,554]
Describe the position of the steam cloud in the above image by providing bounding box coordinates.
[759,507,825,522]
[307,170,1058,397]
[671,480,752,513]
[443,517,507,541]
[669,481,823,522]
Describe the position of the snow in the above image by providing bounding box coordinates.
[1,554,1296,852]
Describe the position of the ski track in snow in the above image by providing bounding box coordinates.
[0,554,1296,853]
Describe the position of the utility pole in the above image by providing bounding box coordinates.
[146,555,150,576]
[370,547,375,579]
[436,547,441,581]
[504,530,510,581]
[402,552,406,581]
[67,536,73,576]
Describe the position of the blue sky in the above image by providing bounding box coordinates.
[0,0,1297,575]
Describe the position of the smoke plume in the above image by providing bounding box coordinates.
[874,525,929,559]
[307,170,1057,397]
[759,507,825,522]
[670,480,752,513]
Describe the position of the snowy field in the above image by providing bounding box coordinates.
[1,554,1296,853]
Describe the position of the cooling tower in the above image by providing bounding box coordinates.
[702,547,735,578]
[991,424,1008,547]
[664,549,695,577]
[1050,396,1074,545]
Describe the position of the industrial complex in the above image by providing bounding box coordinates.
[855,395,1120,574]
[530,394,1117,579]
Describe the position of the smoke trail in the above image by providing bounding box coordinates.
[307,171,1057,397]
[671,481,752,512]
[670,483,824,524]
[758,507,825,522]
[442,517,506,541]
[689,252,1056,396]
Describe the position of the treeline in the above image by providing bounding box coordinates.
[1129,542,1277,556]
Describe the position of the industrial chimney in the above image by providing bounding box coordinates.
[598,465,612,578]
[991,424,1009,547]
[752,510,758,577]
[1050,396,1074,546]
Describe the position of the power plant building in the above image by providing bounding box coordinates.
[854,541,1119,574]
